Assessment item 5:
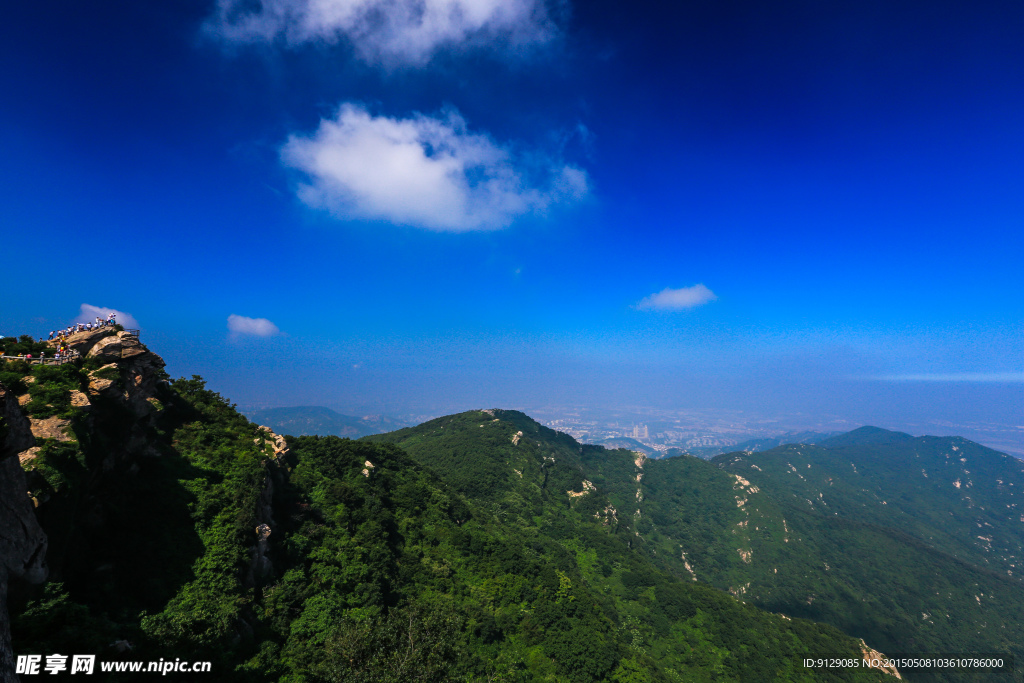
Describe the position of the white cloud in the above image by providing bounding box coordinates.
[874,372,1024,383]
[228,314,282,337]
[281,104,587,231]
[635,284,717,311]
[76,304,139,329]
[207,0,554,66]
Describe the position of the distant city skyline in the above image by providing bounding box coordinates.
[232,399,1023,458]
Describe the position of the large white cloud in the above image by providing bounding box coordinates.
[207,0,554,66]
[228,314,282,337]
[75,304,140,329]
[281,104,587,231]
[635,284,717,311]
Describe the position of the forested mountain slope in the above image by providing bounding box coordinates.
[590,433,1024,682]
[789,426,1024,573]
[0,333,891,682]
[363,409,895,680]
[370,415,1024,682]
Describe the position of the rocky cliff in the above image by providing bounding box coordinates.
[0,381,47,683]
[0,327,296,682]
[0,328,168,682]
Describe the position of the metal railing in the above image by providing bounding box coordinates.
[1,350,81,366]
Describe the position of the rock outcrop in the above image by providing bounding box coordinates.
[28,416,73,442]
[86,335,122,361]
[0,381,48,683]
[2,328,168,681]
[58,328,116,356]
[860,640,902,679]
[120,349,166,419]
[244,459,281,590]
[256,426,289,460]
[86,364,118,396]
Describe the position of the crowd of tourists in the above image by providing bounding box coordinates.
[45,314,118,361]
[1,314,120,363]
[49,313,117,342]
[50,344,77,362]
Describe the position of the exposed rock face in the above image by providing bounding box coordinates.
[0,458,48,581]
[860,640,901,679]
[2,330,166,681]
[248,522,273,586]
[256,426,290,460]
[244,464,279,589]
[0,381,48,683]
[59,328,115,356]
[86,335,122,361]
[0,384,32,454]
[567,479,596,498]
[82,336,165,421]
[18,448,40,467]
[86,364,118,396]
[28,416,73,442]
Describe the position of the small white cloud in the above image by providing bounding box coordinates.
[874,372,1024,383]
[281,103,587,231]
[635,284,717,311]
[76,304,139,329]
[207,0,555,67]
[228,314,282,337]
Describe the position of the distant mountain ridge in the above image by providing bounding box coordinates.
[245,405,407,438]
[817,425,915,447]
[591,431,839,460]
[683,430,838,459]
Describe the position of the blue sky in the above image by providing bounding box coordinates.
[1,0,1021,430]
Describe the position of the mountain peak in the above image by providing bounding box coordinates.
[820,425,914,447]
